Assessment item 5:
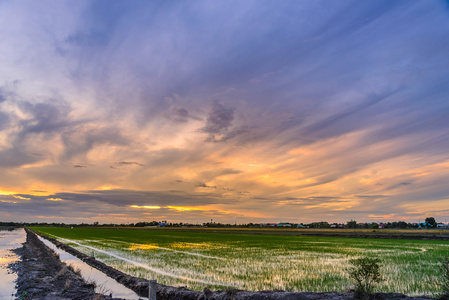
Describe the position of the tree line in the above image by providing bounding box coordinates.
[0,216,442,229]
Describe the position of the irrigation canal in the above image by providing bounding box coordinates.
[37,235,147,299]
[0,228,25,299]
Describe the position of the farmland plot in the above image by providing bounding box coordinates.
[31,227,449,296]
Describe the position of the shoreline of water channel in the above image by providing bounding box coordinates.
[0,228,26,299]
[37,235,146,299]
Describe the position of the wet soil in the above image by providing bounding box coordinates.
[29,229,436,300]
[11,228,123,299]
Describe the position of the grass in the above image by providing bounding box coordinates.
[31,227,449,296]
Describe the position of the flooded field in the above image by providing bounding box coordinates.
[0,228,25,299]
[32,227,449,297]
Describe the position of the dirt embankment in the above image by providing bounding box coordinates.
[30,229,436,300]
[12,228,123,300]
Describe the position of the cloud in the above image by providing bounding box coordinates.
[164,105,190,123]
[202,101,234,134]
[162,105,200,123]
[115,161,144,167]
[0,111,9,130]
[18,101,74,137]
[200,101,244,142]
[0,1,448,223]
[196,183,216,189]
[0,148,43,168]
[0,89,6,103]
[61,126,130,160]
[300,89,400,140]
[0,188,234,222]
[73,164,88,168]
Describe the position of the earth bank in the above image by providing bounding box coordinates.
[12,228,123,299]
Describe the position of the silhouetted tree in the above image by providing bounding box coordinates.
[425,217,437,227]
[347,220,358,228]
[370,223,379,229]
[397,221,408,229]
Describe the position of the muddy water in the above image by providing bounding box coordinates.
[0,228,26,299]
[37,236,147,300]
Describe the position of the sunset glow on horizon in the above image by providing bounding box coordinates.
[0,1,448,224]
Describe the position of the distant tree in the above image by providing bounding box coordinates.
[347,220,358,229]
[370,223,379,229]
[408,223,418,229]
[425,217,436,227]
[310,221,330,228]
[397,221,407,229]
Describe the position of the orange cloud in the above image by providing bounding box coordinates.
[130,205,161,209]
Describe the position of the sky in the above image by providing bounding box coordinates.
[0,0,449,224]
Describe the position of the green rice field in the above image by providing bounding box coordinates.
[31,227,449,296]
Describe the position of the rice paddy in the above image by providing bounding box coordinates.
[31,227,449,296]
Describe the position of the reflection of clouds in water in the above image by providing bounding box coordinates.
[0,229,26,298]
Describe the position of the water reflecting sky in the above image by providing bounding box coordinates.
[0,228,25,299]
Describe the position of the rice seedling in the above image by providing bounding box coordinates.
[31,227,449,296]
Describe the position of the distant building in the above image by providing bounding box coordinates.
[277,223,292,227]
[330,224,344,228]
[419,222,430,228]
[158,222,167,227]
